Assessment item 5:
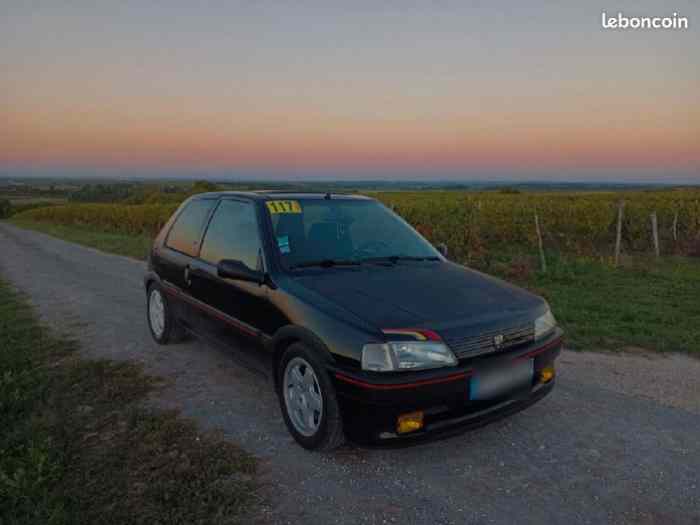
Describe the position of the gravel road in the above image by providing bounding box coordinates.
[1,222,698,525]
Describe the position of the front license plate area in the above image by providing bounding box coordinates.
[470,359,533,401]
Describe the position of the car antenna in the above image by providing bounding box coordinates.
[324,192,331,200]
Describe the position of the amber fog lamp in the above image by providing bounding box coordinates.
[540,366,555,383]
[397,411,424,434]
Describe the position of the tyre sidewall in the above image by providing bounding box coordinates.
[277,343,342,450]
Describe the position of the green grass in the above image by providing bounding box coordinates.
[9,218,152,259]
[6,218,699,355]
[483,253,700,355]
[0,279,258,524]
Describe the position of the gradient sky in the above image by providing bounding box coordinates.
[2,1,699,182]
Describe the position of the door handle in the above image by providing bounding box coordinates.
[184,265,192,287]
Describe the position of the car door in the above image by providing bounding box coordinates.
[156,198,216,329]
[188,198,283,365]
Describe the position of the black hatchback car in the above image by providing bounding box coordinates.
[144,192,562,450]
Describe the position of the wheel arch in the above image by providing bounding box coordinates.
[143,271,161,294]
[270,325,335,390]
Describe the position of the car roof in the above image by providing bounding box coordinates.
[191,191,374,201]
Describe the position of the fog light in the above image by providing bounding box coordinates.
[397,411,424,434]
[540,366,555,383]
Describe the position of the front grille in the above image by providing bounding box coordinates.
[442,324,534,360]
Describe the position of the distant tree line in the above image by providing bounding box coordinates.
[69,184,134,203]
[67,181,225,205]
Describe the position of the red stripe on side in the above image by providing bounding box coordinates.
[161,285,179,298]
[515,336,563,361]
[335,370,470,390]
[160,283,257,337]
[199,303,257,337]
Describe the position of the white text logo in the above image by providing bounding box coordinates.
[601,11,689,30]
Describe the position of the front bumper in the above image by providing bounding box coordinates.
[332,330,562,445]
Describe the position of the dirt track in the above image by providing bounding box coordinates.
[1,222,698,525]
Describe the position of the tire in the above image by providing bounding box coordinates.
[146,282,186,345]
[277,343,345,451]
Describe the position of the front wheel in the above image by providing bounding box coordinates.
[146,283,185,344]
[277,343,345,451]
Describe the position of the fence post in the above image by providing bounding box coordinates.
[651,211,660,258]
[534,211,547,273]
[614,200,624,266]
[672,211,678,242]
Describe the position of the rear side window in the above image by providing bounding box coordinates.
[165,199,216,256]
[200,200,261,270]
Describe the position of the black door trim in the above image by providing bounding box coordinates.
[161,279,272,343]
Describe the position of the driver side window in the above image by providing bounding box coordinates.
[200,200,262,270]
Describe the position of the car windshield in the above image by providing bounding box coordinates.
[265,198,440,269]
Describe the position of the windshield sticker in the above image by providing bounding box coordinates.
[277,235,291,254]
[267,200,302,214]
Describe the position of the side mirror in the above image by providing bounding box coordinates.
[436,243,448,258]
[217,259,264,284]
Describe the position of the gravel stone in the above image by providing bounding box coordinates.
[1,223,699,525]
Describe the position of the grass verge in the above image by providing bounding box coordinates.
[483,253,700,354]
[8,218,152,260]
[0,279,258,524]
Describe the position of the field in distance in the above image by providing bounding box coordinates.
[3,180,700,355]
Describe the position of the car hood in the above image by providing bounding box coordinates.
[292,261,546,332]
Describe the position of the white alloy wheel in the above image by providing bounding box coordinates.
[283,357,324,436]
[148,288,165,339]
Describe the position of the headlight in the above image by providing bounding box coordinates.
[534,309,557,340]
[361,341,457,372]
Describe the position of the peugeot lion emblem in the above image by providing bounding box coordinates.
[493,334,505,349]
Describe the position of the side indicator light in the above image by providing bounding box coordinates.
[397,411,424,434]
[540,366,555,383]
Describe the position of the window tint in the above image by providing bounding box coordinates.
[200,200,261,270]
[165,199,215,256]
[267,199,438,267]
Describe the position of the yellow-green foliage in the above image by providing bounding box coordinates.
[15,203,179,236]
[375,190,700,260]
[13,190,700,259]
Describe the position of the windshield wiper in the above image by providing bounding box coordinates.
[360,255,440,265]
[289,259,361,270]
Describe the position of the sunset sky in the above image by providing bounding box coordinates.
[2,1,698,182]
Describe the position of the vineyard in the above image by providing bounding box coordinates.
[376,189,700,263]
[7,187,700,353]
[12,189,700,263]
[14,203,180,236]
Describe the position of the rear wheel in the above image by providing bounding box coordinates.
[277,343,345,451]
[147,283,185,344]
